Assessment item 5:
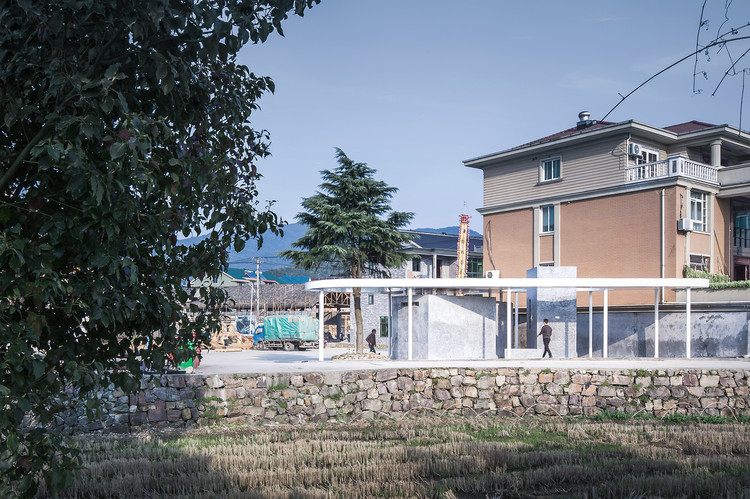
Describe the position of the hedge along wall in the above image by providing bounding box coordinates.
[54,367,750,434]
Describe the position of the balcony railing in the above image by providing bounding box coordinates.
[735,226,750,249]
[625,156,718,184]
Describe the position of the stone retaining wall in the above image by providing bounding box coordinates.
[55,367,750,434]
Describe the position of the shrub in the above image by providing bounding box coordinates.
[684,266,750,289]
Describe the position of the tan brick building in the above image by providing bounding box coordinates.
[465,113,750,306]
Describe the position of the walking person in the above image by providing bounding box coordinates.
[537,319,553,358]
[366,328,377,353]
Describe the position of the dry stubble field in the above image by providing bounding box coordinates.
[44,415,750,498]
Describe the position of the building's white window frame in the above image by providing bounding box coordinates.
[541,205,554,234]
[635,147,659,165]
[411,256,421,272]
[466,256,483,278]
[540,157,562,183]
[689,254,710,272]
[690,190,707,232]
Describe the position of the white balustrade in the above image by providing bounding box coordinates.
[625,156,718,184]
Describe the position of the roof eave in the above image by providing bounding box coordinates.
[463,120,724,168]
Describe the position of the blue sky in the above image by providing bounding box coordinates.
[239,0,750,230]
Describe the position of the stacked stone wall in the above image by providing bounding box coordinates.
[54,367,750,434]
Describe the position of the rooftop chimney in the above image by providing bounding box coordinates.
[576,110,595,130]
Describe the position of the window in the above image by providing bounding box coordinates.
[635,148,659,165]
[736,213,750,249]
[367,294,374,305]
[411,257,421,272]
[690,191,707,232]
[379,316,389,337]
[737,213,749,229]
[689,254,710,272]
[467,257,483,278]
[541,205,554,233]
[541,157,561,182]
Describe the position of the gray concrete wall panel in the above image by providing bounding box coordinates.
[392,295,499,360]
[577,311,749,358]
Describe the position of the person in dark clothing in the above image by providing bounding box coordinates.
[537,319,553,358]
[366,328,377,353]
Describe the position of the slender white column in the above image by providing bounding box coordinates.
[710,139,722,167]
[686,287,692,359]
[407,287,413,360]
[318,290,325,362]
[603,289,609,358]
[588,291,593,358]
[387,289,393,358]
[654,288,660,358]
[506,288,512,359]
[514,292,519,349]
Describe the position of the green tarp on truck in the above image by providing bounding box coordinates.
[263,315,318,341]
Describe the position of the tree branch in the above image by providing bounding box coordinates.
[602,35,750,122]
[0,126,47,193]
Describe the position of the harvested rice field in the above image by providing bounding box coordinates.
[48,416,750,498]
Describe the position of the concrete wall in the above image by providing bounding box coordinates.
[576,310,750,358]
[52,367,750,434]
[675,288,750,303]
[526,266,577,358]
[391,295,499,360]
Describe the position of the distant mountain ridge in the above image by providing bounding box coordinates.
[179,223,480,267]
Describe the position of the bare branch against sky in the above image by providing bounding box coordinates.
[241,0,750,228]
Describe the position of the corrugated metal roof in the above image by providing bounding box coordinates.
[263,274,311,285]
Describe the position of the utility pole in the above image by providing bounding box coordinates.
[255,258,262,320]
[248,278,253,320]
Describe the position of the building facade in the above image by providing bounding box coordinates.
[465,113,750,305]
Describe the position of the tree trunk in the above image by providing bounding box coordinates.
[353,286,363,353]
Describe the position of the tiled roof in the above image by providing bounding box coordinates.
[511,121,616,150]
[226,283,318,308]
[662,120,717,134]
[510,119,724,153]
[402,231,483,253]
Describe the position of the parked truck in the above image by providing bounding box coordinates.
[253,315,319,351]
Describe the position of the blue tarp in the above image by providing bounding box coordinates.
[263,315,318,341]
[236,316,255,335]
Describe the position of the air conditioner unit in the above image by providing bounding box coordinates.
[485,270,501,279]
[628,143,642,156]
[677,218,692,232]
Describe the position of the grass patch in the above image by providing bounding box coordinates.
[267,382,288,392]
[44,416,750,498]
[584,410,750,424]
[202,405,223,420]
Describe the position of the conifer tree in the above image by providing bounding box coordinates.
[282,149,413,353]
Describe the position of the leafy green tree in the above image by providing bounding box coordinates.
[0,0,318,496]
[281,149,414,353]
